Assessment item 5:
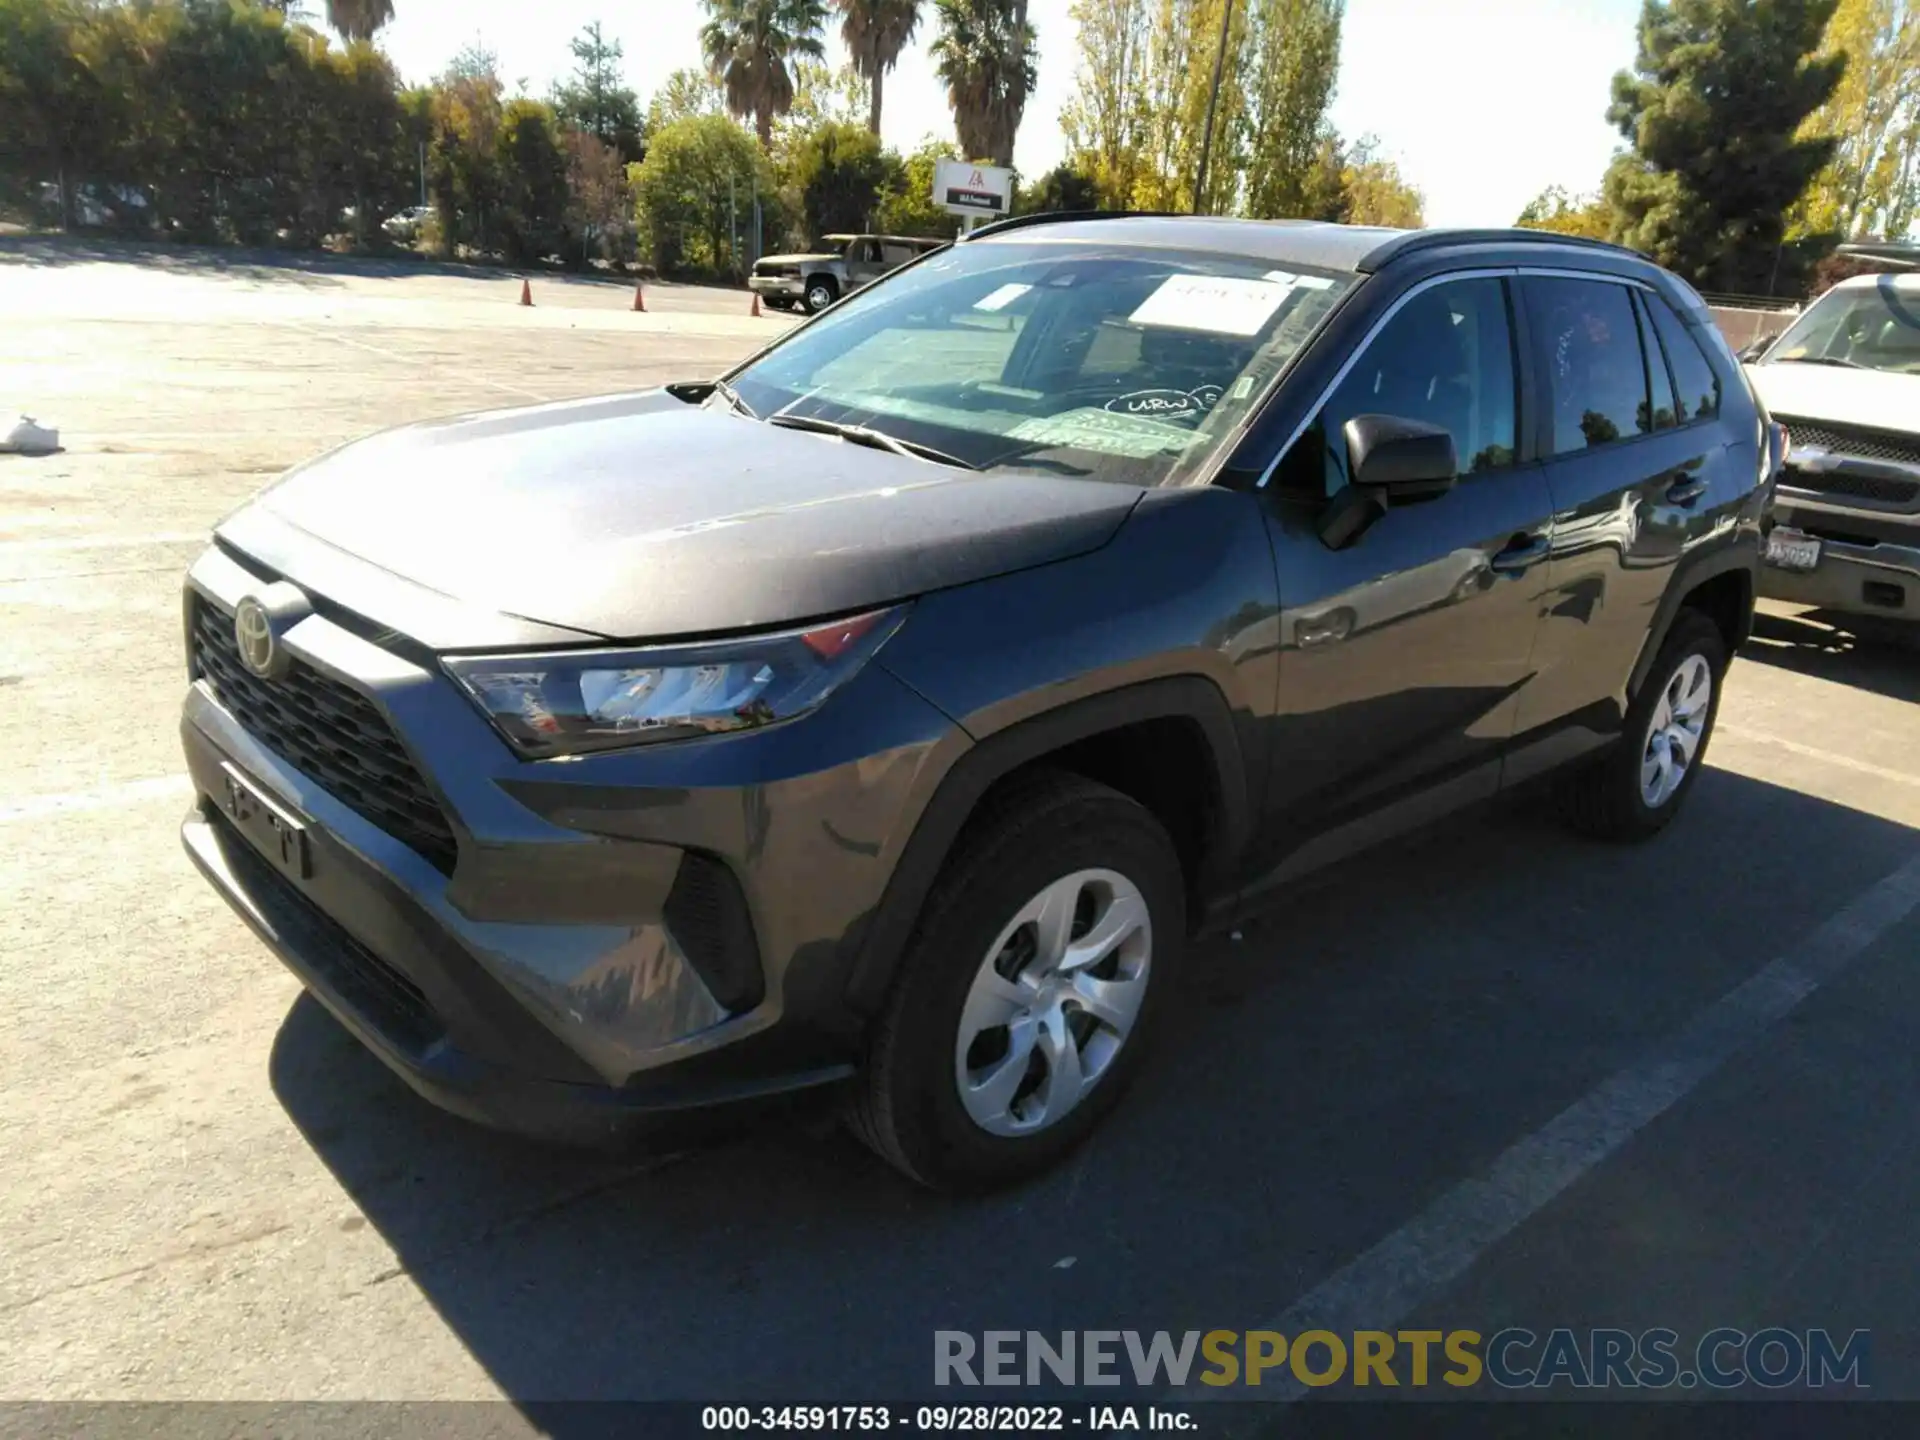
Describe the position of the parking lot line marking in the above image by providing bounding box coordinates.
[0,774,192,824]
[1719,723,1920,792]
[1172,847,1920,1404]
[287,321,554,405]
[0,532,206,552]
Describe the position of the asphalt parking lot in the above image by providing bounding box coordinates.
[3,238,1919,1415]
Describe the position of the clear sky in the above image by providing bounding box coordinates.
[375,0,1644,228]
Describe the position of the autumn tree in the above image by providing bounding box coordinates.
[1516,185,1615,239]
[1057,0,1150,208]
[1241,0,1344,220]
[1794,0,1920,240]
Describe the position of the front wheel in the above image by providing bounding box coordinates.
[1558,609,1727,841]
[849,772,1184,1191]
[803,277,838,314]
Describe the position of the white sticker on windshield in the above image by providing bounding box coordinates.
[973,282,1031,312]
[1292,274,1335,291]
[1129,275,1292,336]
[1262,270,1298,286]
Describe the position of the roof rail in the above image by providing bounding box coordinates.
[1357,228,1641,273]
[960,209,1180,241]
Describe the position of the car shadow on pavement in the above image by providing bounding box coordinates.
[1741,607,1920,703]
[0,234,651,290]
[269,768,1918,1417]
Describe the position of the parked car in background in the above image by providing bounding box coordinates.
[1743,272,1920,623]
[749,233,946,314]
[179,218,1764,1191]
[382,206,434,243]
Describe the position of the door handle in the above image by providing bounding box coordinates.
[1489,533,1550,574]
[1666,474,1709,505]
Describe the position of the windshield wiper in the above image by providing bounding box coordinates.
[711,379,758,418]
[1773,355,1869,369]
[766,414,979,470]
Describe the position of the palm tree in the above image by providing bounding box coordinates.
[701,0,829,149]
[834,0,922,136]
[930,0,1035,168]
[326,0,395,43]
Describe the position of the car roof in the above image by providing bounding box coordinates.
[965,214,1648,277]
[822,233,943,246]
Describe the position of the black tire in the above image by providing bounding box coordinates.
[803,276,838,314]
[1558,609,1727,841]
[848,771,1185,1192]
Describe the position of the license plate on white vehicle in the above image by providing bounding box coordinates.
[1764,528,1822,572]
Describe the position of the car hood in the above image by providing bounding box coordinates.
[757,252,841,266]
[1745,362,1920,433]
[230,390,1142,642]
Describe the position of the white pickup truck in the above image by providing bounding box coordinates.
[1743,272,1920,624]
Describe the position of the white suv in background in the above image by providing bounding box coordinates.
[1744,272,1920,624]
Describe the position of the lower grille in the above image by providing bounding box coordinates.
[215,811,444,1053]
[1782,466,1920,506]
[191,596,459,874]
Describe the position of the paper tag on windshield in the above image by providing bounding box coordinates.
[1130,275,1292,336]
[1292,274,1335,291]
[973,282,1031,312]
[1262,270,1298,286]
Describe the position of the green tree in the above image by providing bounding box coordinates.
[1058,0,1149,208]
[1793,0,1920,240]
[1019,159,1101,212]
[872,133,963,235]
[496,97,571,262]
[648,66,726,129]
[700,0,828,148]
[771,57,867,159]
[325,0,394,43]
[1604,0,1846,293]
[426,44,507,255]
[1126,0,1251,212]
[1241,0,1344,220]
[552,21,644,161]
[931,0,1037,168]
[0,0,100,227]
[631,110,770,273]
[1516,184,1615,239]
[790,119,887,235]
[833,0,921,135]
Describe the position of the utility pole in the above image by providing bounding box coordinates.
[1192,0,1235,216]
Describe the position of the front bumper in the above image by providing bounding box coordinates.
[178,542,963,1144]
[747,275,804,297]
[1760,491,1920,622]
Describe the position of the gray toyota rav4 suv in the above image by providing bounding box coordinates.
[181,216,1770,1190]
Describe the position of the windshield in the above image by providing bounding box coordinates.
[727,240,1354,485]
[1767,279,1920,375]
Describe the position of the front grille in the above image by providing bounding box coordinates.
[1778,417,1920,469]
[191,597,460,875]
[215,810,444,1053]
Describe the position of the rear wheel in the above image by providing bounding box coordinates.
[849,772,1184,1191]
[1558,609,1726,841]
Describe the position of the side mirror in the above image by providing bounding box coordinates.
[1738,335,1777,363]
[1345,414,1459,501]
[1314,415,1459,551]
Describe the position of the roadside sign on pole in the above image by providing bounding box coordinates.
[933,159,1013,220]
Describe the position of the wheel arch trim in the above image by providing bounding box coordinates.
[842,675,1250,1015]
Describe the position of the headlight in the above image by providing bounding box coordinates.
[444,606,906,758]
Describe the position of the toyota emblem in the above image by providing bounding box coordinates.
[233,596,279,678]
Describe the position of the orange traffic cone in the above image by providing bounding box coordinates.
[632,283,646,313]
[750,292,762,317]
[519,278,533,307]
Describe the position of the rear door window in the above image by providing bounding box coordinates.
[1632,291,1678,431]
[1644,291,1722,422]
[1524,276,1651,454]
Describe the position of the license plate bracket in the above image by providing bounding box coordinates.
[1764,527,1822,572]
[219,761,310,880]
